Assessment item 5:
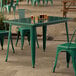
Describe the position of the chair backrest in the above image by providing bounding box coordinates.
[17,9,31,27]
[70,29,76,43]
[18,9,25,19]
[67,29,76,48]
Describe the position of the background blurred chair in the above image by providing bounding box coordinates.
[26,0,40,6]
[26,0,53,6]
[2,0,13,14]
[42,0,53,5]
[0,13,14,53]
[15,9,39,50]
[53,29,76,76]
[12,0,19,14]
[26,0,33,5]
[33,0,40,6]
[0,30,8,50]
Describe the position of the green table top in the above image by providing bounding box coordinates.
[3,16,72,27]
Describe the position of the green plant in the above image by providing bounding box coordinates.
[0,12,9,30]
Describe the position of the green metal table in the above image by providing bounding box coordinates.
[3,16,72,68]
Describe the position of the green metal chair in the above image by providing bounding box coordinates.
[26,0,40,6]
[0,12,14,51]
[26,0,33,5]
[26,0,53,6]
[53,29,76,76]
[12,0,19,14]
[42,0,53,5]
[33,0,40,6]
[15,9,39,50]
[0,30,8,50]
[2,0,13,14]
[0,24,14,53]
[0,30,14,52]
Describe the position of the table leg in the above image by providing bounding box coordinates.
[5,24,14,62]
[30,27,36,68]
[43,25,47,51]
[10,33,15,53]
[65,21,70,68]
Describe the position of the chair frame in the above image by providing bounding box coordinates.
[53,29,76,76]
[15,9,39,50]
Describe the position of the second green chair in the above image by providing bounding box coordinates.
[42,0,53,5]
[15,9,39,50]
[53,29,76,76]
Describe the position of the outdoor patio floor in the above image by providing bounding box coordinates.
[0,0,76,76]
[0,38,74,76]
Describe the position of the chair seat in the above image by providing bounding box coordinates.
[58,43,76,50]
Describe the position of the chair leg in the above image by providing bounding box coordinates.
[27,33,30,45]
[21,36,24,50]
[20,32,24,50]
[72,56,76,76]
[35,31,39,48]
[37,0,40,6]
[3,6,11,14]
[42,0,45,5]
[31,0,33,5]
[53,48,60,72]
[1,36,4,50]
[50,0,53,5]
[5,28,11,62]
[33,1,36,6]
[15,31,20,46]
[2,7,5,13]
[45,0,48,5]
[27,0,29,4]
[10,34,15,53]
[13,6,16,16]
[71,51,76,76]
[7,6,11,14]
[66,52,70,68]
